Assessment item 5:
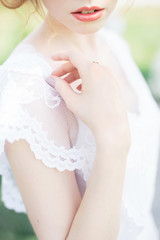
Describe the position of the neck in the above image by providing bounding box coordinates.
[30,14,100,56]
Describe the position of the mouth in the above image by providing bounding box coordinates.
[71,6,105,22]
[71,6,104,14]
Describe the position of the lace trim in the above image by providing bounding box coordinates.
[0,109,88,213]
[1,50,62,109]
[0,110,87,173]
[1,68,62,111]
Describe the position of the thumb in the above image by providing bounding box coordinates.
[45,75,78,110]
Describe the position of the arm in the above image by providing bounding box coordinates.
[5,49,130,240]
[47,49,131,239]
[66,144,128,240]
[6,132,129,240]
[5,139,82,240]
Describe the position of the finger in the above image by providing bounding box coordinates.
[63,70,80,83]
[51,49,90,73]
[51,61,77,77]
[50,75,81,113]
[45,75,77,108]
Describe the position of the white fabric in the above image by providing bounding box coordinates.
[0,27,160,239]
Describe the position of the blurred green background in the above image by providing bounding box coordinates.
[0,2,160,240]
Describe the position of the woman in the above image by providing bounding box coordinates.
[0,0,160,239]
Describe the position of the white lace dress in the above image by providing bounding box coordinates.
[0,27,160,240]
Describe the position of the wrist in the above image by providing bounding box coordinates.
[94,130,131,159]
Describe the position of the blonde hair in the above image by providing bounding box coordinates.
[1,0,45,18]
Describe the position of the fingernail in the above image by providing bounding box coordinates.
[45,76,55,88]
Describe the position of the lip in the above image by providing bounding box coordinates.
[71,6,105,22]
[71,6,104,13]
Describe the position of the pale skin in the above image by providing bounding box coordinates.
[5,0,133,239]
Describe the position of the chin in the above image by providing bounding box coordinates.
[67,21,106,34]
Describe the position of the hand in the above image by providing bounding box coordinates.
[45,48,131,150]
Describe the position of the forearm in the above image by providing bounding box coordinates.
[66,147,127,240]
